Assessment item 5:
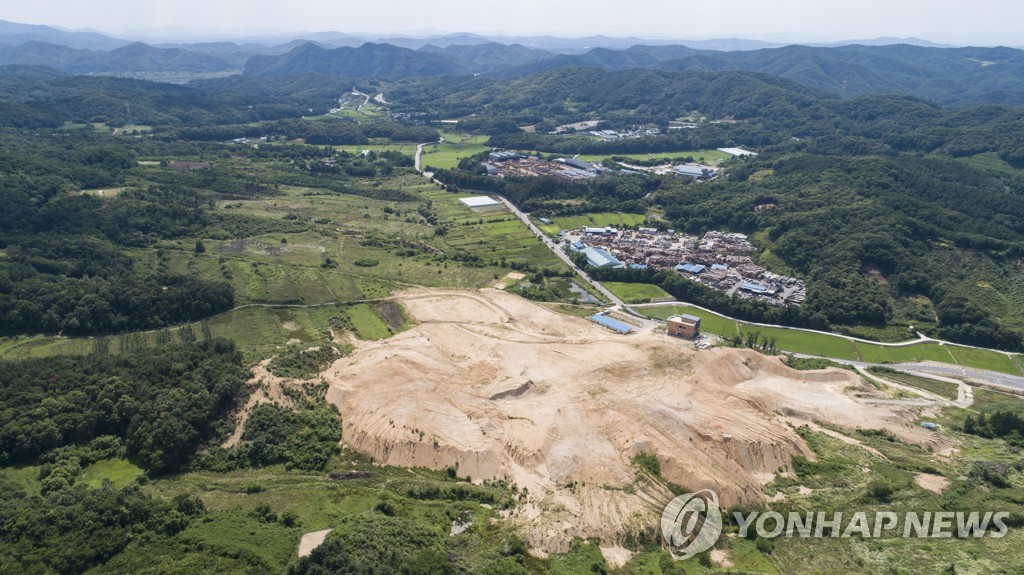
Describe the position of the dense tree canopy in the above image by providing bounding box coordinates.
[0,340,247,472]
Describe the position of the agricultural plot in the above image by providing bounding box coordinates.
[0,173,571,361]
[420,188,568,272]
[548,212,646,232]
[854,341,955,364]
[332,143,419,155]
[741,324,860,361]
[603,282,672,304]
[420,141,491,170]
[343,303,393,340]
[439,131,490,146]
[324,105,384,120]
[946,344,1023,375]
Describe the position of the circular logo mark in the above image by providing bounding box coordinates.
[661,489,723,560]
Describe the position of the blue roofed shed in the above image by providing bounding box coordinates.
[589,313,632,334]
[740,282,768,294]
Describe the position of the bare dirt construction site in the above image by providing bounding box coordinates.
[321,289,947,555]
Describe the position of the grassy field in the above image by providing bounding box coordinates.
[0,303,391,363]
[946,344,1023,375]
[741,324,861,361]
[959,152,1021,175]
[344,303,393,340]
[439,131,490,146]
[603,282,672,304]
[333,143,419,155]
[80,459,145,488]
[854,341,955,364]
[0,172,569,362]
[324,104,385,121]
[541,212,647,234]
[420,141,491,170]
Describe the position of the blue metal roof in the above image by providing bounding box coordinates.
[589,313,632,334]
[741,282,768,293]
[629,263,648,270]
[711,264,728,271]
[677,263,705,274]
[583,247,622,268]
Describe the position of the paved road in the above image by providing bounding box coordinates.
[794,353,1024,395]
[351,89,371,111]
[494,195,628,309]
[888,363,1024,393]
[415,138,444,173]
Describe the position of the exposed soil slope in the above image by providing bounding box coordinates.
[323,289,941,552]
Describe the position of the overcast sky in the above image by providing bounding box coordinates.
[5,0,1023,45]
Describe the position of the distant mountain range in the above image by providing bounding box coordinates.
[1,19,1023,107]
[241,41,1024,107]
[0,19,128,50]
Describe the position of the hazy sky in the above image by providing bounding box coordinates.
[5,0,1024,44]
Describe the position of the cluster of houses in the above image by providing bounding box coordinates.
[565,227,806,307]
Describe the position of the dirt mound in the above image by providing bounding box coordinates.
[322,289,942,553]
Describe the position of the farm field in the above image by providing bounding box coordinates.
[542,212,647,234]
[854,341,955,364]
[946,344,1023,375]
[324,104,384,120]
[603,282,672,304]
[439,131,490,146]
[421,141,491,170]
[0,172,567,362]
[740,323,861,361]
[332,143,419,155]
